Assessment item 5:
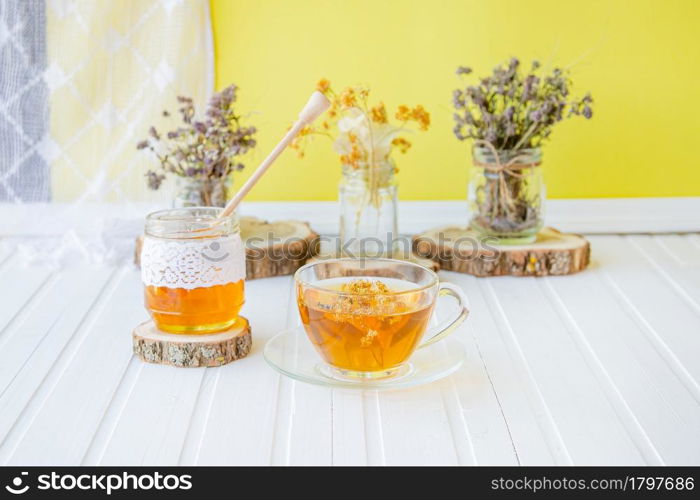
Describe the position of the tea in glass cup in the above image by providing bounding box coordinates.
[295,258,469,380]
[141,207,246,334]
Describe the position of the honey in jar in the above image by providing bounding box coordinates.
[141,207,246,334]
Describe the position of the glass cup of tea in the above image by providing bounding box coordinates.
[295,258,469,380]
[141,207,246,334]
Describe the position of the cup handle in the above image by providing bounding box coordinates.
[418,282,470,349]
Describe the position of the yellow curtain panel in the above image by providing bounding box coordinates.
[45,0,214,203]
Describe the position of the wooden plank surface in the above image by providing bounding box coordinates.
[0,221,698,464]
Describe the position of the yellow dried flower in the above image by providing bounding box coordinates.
[392,137,412,153]
[360,330,378,347]
[395,105,411,121]
[316,78,331,93]
[370,102,388,123]
[395,104,431,130]
[340,88,357,108]
[340,137,364,168]
[341,278,391,294]
[291,81,429,168]
[412,105,431,131]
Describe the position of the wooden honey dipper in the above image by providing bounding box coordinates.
[219,91,331,218]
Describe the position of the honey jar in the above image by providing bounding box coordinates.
[141,207,246,334]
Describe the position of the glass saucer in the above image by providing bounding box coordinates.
[263,328,465,391]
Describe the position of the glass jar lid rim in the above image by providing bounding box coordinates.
[146,206,233,222]
[144,206,237,238]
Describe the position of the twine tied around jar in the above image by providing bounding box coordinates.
[471,139,541,213]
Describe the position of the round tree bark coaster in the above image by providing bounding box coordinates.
[135,216,319,280]
[133,316,252,367]
[413,226,590,277]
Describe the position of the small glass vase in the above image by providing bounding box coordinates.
[173,175,232,208]
[469,146,544,244]
[339,161,398,257]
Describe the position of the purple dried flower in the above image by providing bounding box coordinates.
[452,92,465,108]
[464,110,474,125]
[583,106,593,119]
[145,171,165,190]
[137,84,256,193]
[456,66,472,75]
[207,106,222,119]
[529,109,542,122]
[451,58,592,149]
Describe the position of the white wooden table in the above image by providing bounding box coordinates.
[0,200,699,466]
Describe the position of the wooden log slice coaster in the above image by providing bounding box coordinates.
[413,226,590,277]
[133,316,252,367]
[135,216,319,280]
[241,216,319,279]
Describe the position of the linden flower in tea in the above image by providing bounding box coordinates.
[298,278,435,372]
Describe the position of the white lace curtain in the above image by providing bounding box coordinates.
[1,0,214,204]
[0,0,214,263]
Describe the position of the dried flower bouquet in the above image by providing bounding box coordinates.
[137,85,257,207]
[452,59,593,241]
[292,79,430,208]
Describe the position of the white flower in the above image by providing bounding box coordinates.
[332,107,403,164]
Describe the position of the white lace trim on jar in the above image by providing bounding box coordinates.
[141,234,246,289]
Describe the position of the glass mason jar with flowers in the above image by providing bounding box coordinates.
[292,80,430,256]
[137,85,257,207]
[338,159,397,255]
[452,59,593,244]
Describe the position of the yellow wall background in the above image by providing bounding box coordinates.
[211,0,700,200]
